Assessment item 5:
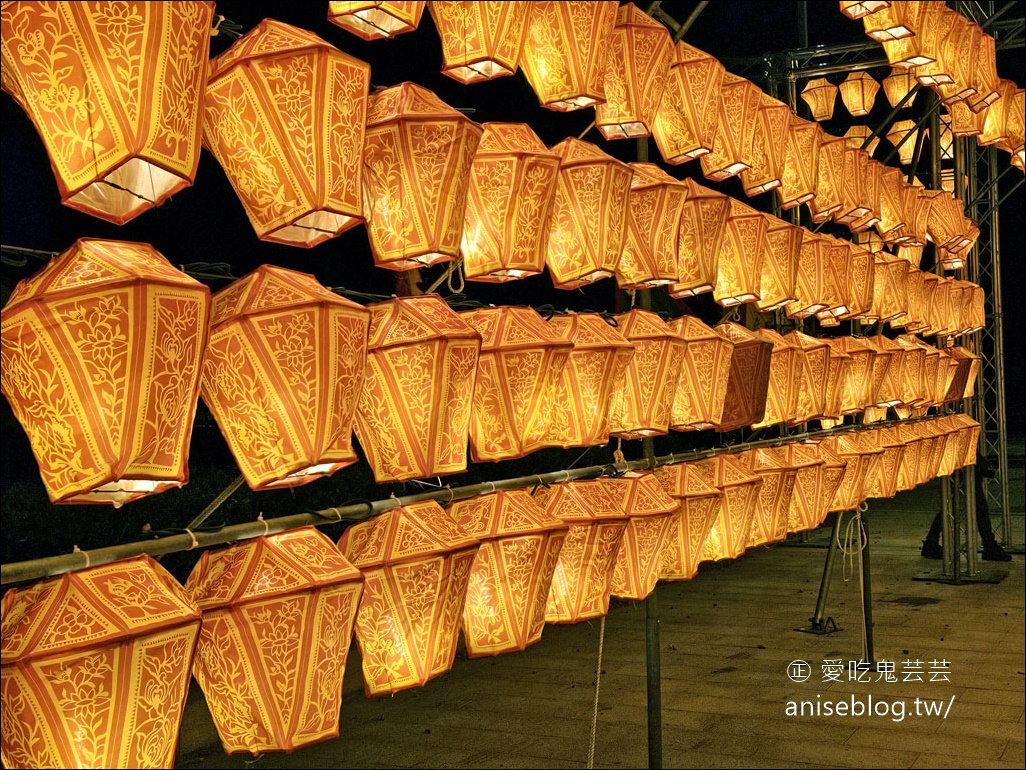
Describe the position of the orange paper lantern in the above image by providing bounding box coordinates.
[757,215,801,312]
[1,555,201,769]
[668,316,733,432]
[714,198,767,307]
[885,119,921,166]
[447,490,568,657]
[880,1,945,69]
[911,7,960,86]
[967,29,1000,113]
[786,331,832,425]
[1,239,209,506]
[840,1,892,20]
[823,432,883,512]
[696,454,763,562]
[808,440,849,526]
[777,117,821,210]
[829,336,878,415]
[837,242,875,321]
[186,528,364,755]
[651,41,725,164]
[863,2,919,41]
[870,334,908,409]
[700,73,763,181]
[354,295,481,483]
[859,428,905,499]
[801,78,839,121]
[751,329,801,429]
[429,1,533,84]
[876,166,910,243]
[0,1,214,224]
[714,322,774,432]
[883,70,918,106]
[978,79,1018,147]
[606,472,679,600]
[654,463,723,580]
[823,341,854,420]
[328,1,424,39]
[782,442,827,534]
[741,93,792,196]
[739,447,799,548]
[936,14,980,104]
[338,500,479,696]
[810,131,848,223]
[669,179,731,298]
[616,162,688,289]
[839,71,880,116]
[844,123,882,156]
[786,230,833,319]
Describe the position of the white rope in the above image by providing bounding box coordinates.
[587,615,607,769]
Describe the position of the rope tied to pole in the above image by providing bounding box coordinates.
[587,615,607,770]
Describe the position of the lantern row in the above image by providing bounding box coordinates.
[0,410,980,766]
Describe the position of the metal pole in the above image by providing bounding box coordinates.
[808,511,845,631]
[940,475,959,581]
[858,507,875,666]
[960,468,979,577]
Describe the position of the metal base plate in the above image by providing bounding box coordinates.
[795,616,842,635]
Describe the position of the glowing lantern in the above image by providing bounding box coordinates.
[654,463,723,581]
[338,501,478,696]
[616,163,688,289]
[863,2,919,41]
[893,335,927,408]
[861,428,905,499]
[876,166,910,243]
[715,199,767,307]
[652,41,725,164]
[836,146,872,227]
[354,295,481,483]
[606,473,678,600]
[917,272,941,338]
[535,479,628,623]
[520,1,619,112]
[1,239,209,506]
[739,447,799,548]
[949,413,981,467]
[937,16,980,105]
[810,130,848,223]
[696,454,763,562]
[700,74,763,181]
[186,528,363,755]
[595,3,672,140]
[839,71,880,116]
[328,1,424,39]
[845,124,882,156]
[447,490,568,657]
[871,252,910,326]
[1,555,200,769]
[885,119,920,166]
[851,157,883,232]
[1005,88,1025,165]
[668,316,733,432]
[967,30,1000,113]
[363,82,483,271]
[607,310,688,438]
[461,306,573,462]
[900,267,928,334]
[200,266,369,491]
[757,216,801,312]
[714,322,774,432]
[837,243,875,322]
[544,313,635,448]
[742,94,792,196]
[429,1,532,84]
[545,137,633,289]
[786,230,833,319]
[978,79,1017,147]
[0,1,214,224]
[895,421,925,491]
[880,1,944,69]
[831,336,878,415]
[942,346,978,403]
[912,7,960,86]
[778,116,821,210]
[801,78,839,121]
[926,190,967,251]
[840,1,891,20]
[787,331,833,424]
[810,440,849,525]
[947,98,985,137]
[870,334,906,408]
[823,432,882,512]
[751,329,800,429]
[462,122,560,283]
[883,70,918,106]
[781,442,827,534]
[669,179,731,298]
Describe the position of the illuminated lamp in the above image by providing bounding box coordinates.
[446,490,568,657]
[885,119,920,166]
[850,156,883,232]
[812,236,851,321]
[462,122,560,283]
[840,1,892,19]
[936,416,966,477]
[921,419,951,480]
[810,131,848,223]
[839,71,880,116]
[534,479,628,623]
[859,336,893,414]
[860,427,905,499]
[862,2,918,41]
[0,1,214,224]
[653,463,723,580]
[899,267,928,334]
[809,441,849,526]
[668,179,730,298]
[902,189,934,249]
[785,230,832,319]
[914,337,944,406]
[936,114,955,161]
[328,1,424,39]
[714,198,767,307]
[1,239,209,506]
[519,1,619,112]
[880,1,945,69]
[894,421,925,491]
[595,3,673,140]
[739,447,799,548]
[757,215,801,312]
[713,322,774,432]
[429,1,532,84]
[968,284,986,334]
[545,137,633,289]
[871,252,911,327]
[741,93,792,196]
[870,334,907,409]
[606,473,679,600]
[893,335,928,409]
[362,82,482,271]
[946,98,985,137]
[823,341,853,421]
[700,73,763,181]
[902,420,937,486]
[607,309,688,438]
[801,78,839,121]
[339,502,479,696]
[616,163,688,289]
[942,346,978,403]
[978,79,1017,147]
[830,336,878,415]
[696,454,763,562]
[844,124,881,156]
[835,146,873,226]
[875,166,910,243]
[835,243,875,323]
[917,272,941,337]
[461,306,573,462]
[926,190,966,251]
[751,329,801,429]
[668,316,733,432]
[1005,88,1025,165]
[651,41,725,164]
[544,313,635,449]
[966,28,1000,113]
[777,116,821,210]
[781,442,826,534]
[0,555,200,769]
[949,413,981,468]
[353,295,481,483]
[936,16,980,105]
[882,70,918,106]
[186,528,363,755]
[931,346,960,406]
[912,8,960,87]
[785,331,832,425]
[822,432,882,512]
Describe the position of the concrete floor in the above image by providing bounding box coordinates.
[174,454,1025,770]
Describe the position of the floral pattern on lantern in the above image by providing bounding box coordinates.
[669,179,731,298]
[714,198,767,307]
[786,230,832,319]
[696,455,764,562]
[700,73,763,181]
[786,331,832,425]
[844,124,882,156]
[327,1,424,39]
[885,119,920,166]
[606,473,678,600]
[839,71,880,116]
[757,216,801,312]
[668,316,733,431]
[616,163,688,289]
[654,463,723,581]
[751,329,800,430]
[739,447,799,548]
[801,78,839,121]
[714,322,774,432]
[880,1,945,69]
[823,433,882,512]
[778,116,821,210]
[652,41,725,164]
[742,93,793,196]
[429,1,533,84]
[810,131,848,223]
[781,442,827,534]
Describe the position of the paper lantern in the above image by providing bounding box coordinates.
[844,124,881,156]
[835,145,871,227]
[851,157,883,232]
[830,336,878,415]
[741,94,792,196]
[863,2,919,41]
[809,440,849,526]
[876,166,910,243]
[714,198,767,307]
[338,500,479,696]
[363,82,483,271]
[751,329,800,429]
[903,188,934,249]
[186,528,364,755]
[615,163,688,289]
[696,454,763,562]
[978,79,1018,147]
[739,447,798,548]
[651,41,725,164]
[700,73,763,181]
[1,239,209,506]
[668,316,733,432]
[462,122,560,283]
[714,322,773,432]
[594,3,672,140]
[654,463,723,580]
[900,267,928,334]
[202,19,370,248]
[756,216,801,312]
[1004,88,1025,165]
[801,78,839,121]
[916,272,941,338]
[543,313,635,448]
[941,346,978,403]
[447,490,568,657]
[778,117,821,210]
[822,432,882,512]
[840,1,892,20]
[1,555,201,769]
[781,442,827,534]
[892,336,926,409]
[936,15,980,105]
[948,413,981,467]
[861,428,905,499]
[429,1,532,84]
[787,331,833,424]
[786,230,833,319]
[883,70,918,106]
[869,252,910,325]
[894,421,925,491]
[946,98,985,137]
[461,306,573,462]
[810,131,848,223]
[669,179,731,298]
[0,1,214,224]
[606,473,678,600]
[534,479,628,623]
[885,119,920,166]
[354,295,481,483]
[911,7,960,86]
[880,1,945,69]
[544,137,633,289]
[837,243,875,322]
[869,334,906,408]
[839,71,880,116]
[519,0,619,112]
[328,1,424,39]
[967,29,1000,113]
[607,309,688,438]
[200,266,369,491]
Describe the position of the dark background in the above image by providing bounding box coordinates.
[2,1,1022,579]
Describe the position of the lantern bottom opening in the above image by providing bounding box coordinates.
[669,283,714,299]
[717,294,758,308]
[466,267,543,283]
[376,251,457,272]
[444,60,516,85]
[778,192,815,210]
[70,478,181,507]
[917,74,955,88]
[867,27,914,42]
[330,10,416,39]
[891,55,936,69]
[597,122,652,141]
[259,460,355,491]
[267,210,362,247]
[704,162,751,181]
[552,269,615,290]
[68,158,189,224]
[743,179,781,196]
[543,96,603,112]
